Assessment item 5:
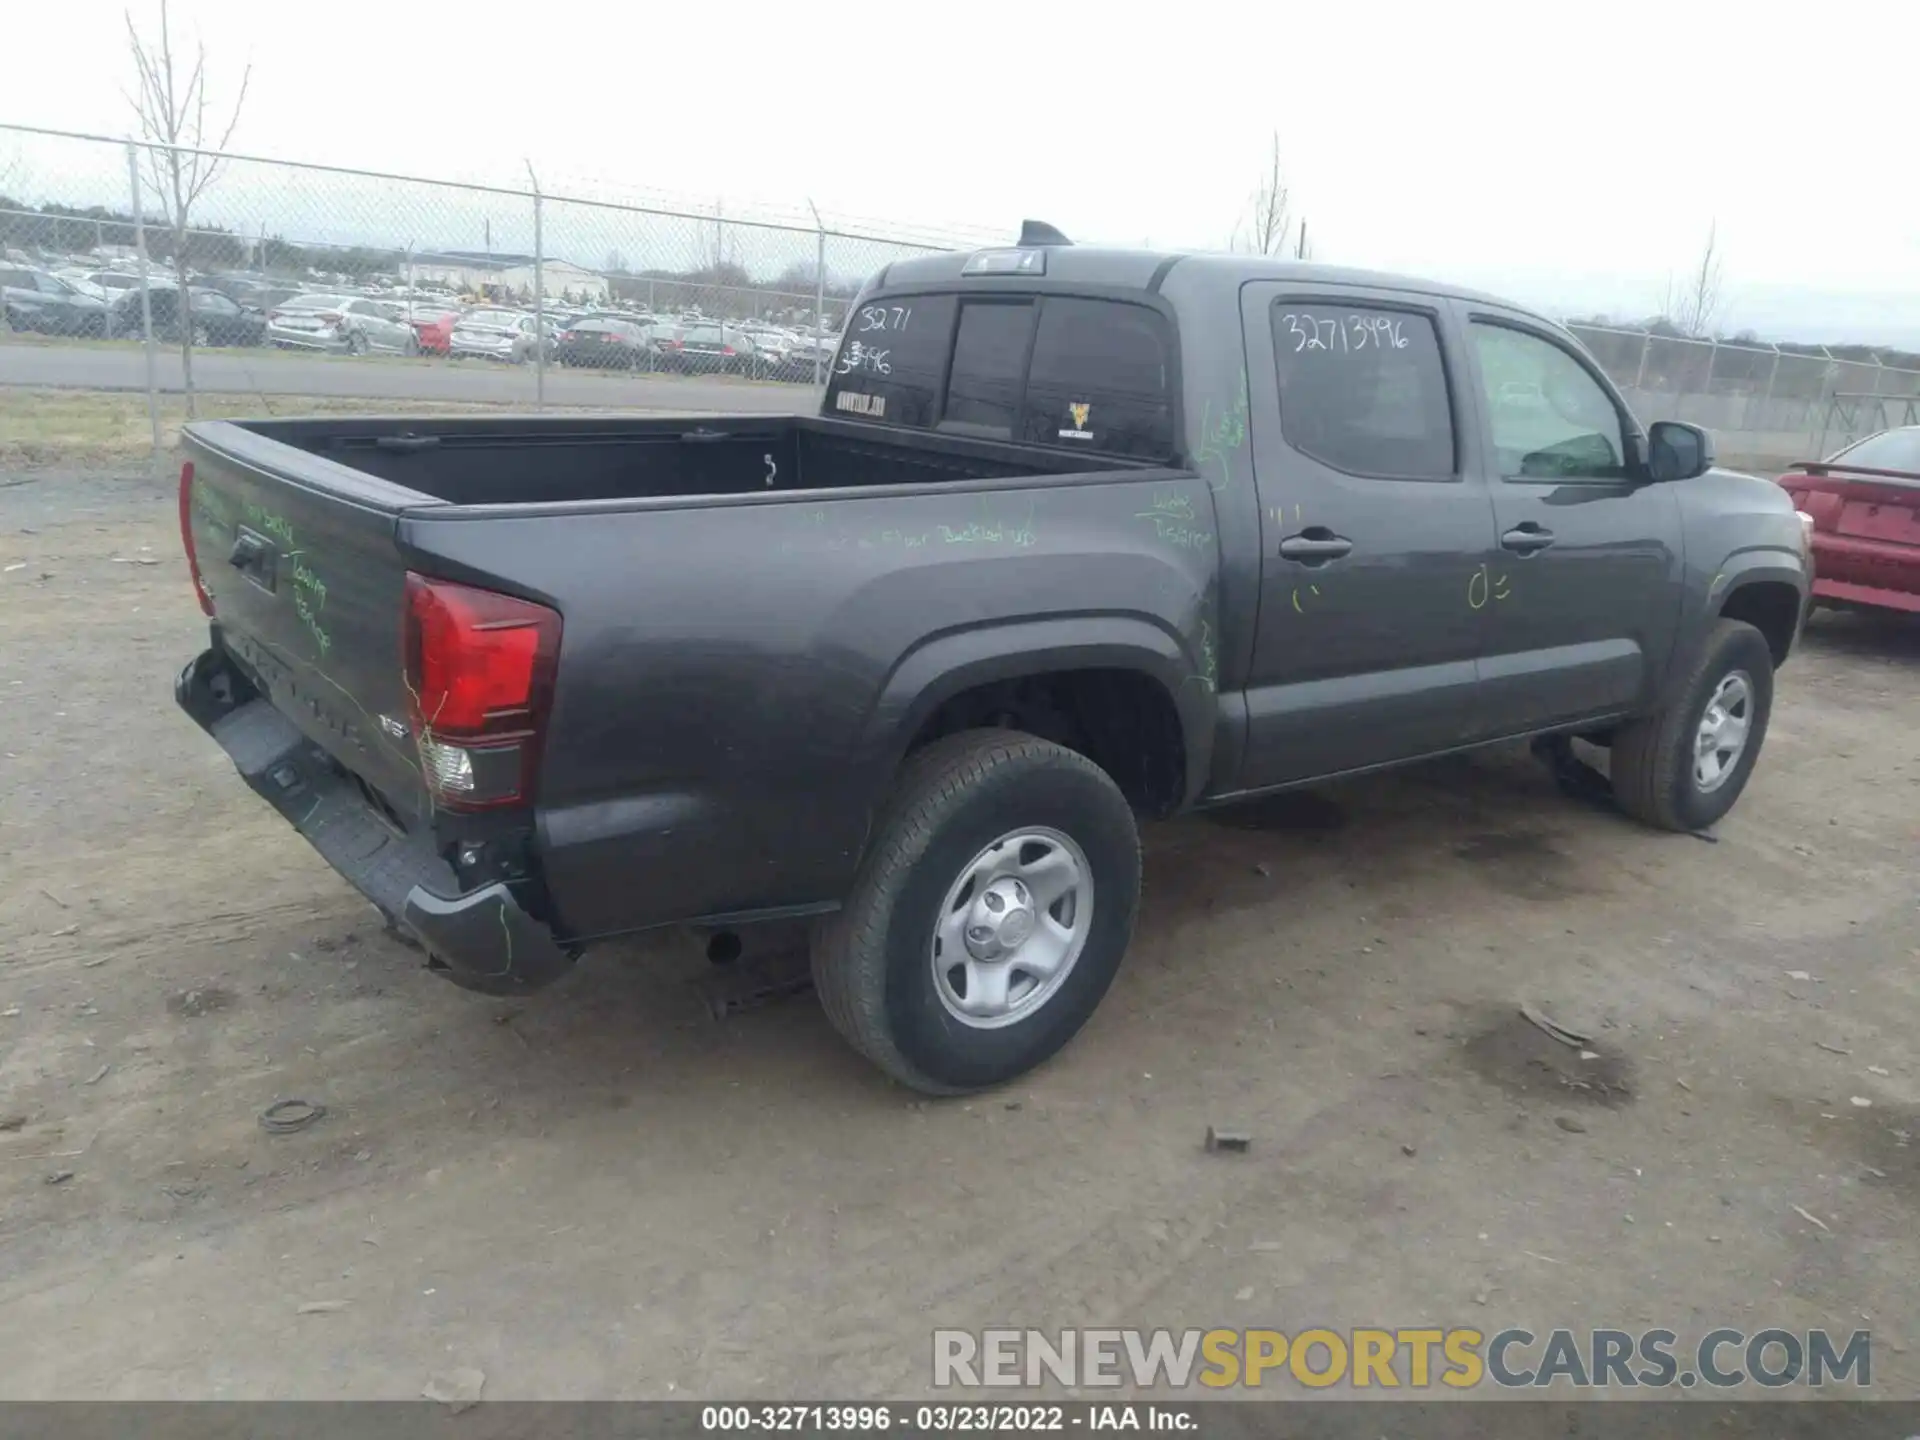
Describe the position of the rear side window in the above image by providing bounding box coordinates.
[1022,298,1173,459]
[1271,303,1456,479]
[944,301,1036,437]
[825,292,957,428]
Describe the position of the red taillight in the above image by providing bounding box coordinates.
[178,461,214,616]
[402,574,560,810]
[318,312,344,327]
[721,346,736,356]
[663,339,682,350]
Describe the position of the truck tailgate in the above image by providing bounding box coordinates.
[183,426,437,820]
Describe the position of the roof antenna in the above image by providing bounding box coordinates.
[1017,220,1073,247]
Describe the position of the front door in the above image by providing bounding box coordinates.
[1454,308,1684,733]
[1236,283,1500,790]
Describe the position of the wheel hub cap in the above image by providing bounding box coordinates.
[963,878,1036,959]
[1693,670,1753,794]
[932,828,1093,1030]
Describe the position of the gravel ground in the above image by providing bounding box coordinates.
[0,463,1916,1402]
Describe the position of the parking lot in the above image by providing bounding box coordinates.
[0,460,1916,1400]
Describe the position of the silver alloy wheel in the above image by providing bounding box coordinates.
[930,827,1093,1030]
[1693,670,1753,793]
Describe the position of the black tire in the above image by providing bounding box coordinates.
[1610,618,1774,831]
[345,331,368,356]
[811,729,1142,1094]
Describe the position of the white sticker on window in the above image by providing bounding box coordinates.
[836,391,886,418]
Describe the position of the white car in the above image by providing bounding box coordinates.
[449,308,543,363]
[267,294,419,355]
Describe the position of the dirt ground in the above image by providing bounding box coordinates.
[1,463,1917,1402]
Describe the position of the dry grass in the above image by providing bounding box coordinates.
[0,388,513,468]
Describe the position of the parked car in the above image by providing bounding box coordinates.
[210,276,303,313]
[402,303,464,357]
[736,324,797,378]
[449,308,542,363]
[554,315,658,369]
[267,293,419,354]
[659,321,754,374]
[1776,426,1920,615]
[0,265,109,337]
[52,269,112,302]
[108,285,268,347]
[778,330,841,381]
[175,228,1810,1093]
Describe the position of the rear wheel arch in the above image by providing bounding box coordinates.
[869,619,1210,818]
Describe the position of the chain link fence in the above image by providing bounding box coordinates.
[0,121,946,461]
[1563,323,1920,467]
[4,121,1918,471]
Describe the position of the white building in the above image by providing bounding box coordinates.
[409,251,609,302]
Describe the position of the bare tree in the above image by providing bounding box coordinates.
[1235,132,1301,257]
[125,0,250,413]
[1663,221,1724,339]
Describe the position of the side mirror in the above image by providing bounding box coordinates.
[1646,420,1714,483]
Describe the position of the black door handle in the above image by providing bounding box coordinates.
[1501,524,1555,555]
[1278,529,1353,565]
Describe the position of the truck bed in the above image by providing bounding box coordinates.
[231,412,1113,507]
[176,408,1208,989]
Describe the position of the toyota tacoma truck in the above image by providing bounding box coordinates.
[174,225,1811,1094]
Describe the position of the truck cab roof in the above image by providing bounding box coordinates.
[875,243,1520,316]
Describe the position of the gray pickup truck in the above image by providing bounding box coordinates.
[174,226,1811,1093]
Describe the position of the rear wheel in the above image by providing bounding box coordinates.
[1610,618,1774,831]
[345,331,369,356]
[811,730,1142,1094]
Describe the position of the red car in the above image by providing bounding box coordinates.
[404,303,463,357]
[1777,425,1920,614]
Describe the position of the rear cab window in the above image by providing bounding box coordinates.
[824,292,1175,461]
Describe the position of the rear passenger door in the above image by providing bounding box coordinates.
[1456,309,1684,732]
[1236,284,1500,789]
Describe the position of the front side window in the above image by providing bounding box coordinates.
[1272,303,1456,479]
[1471,321,1628,480]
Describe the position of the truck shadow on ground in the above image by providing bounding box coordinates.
[477,745,1612,1096]
[1800,608,1920,661]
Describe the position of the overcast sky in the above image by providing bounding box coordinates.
[7,0,1915,344]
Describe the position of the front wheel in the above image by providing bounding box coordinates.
[1610,618,1775,831]
[811,730,1142,1094]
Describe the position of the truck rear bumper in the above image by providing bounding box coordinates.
[176,648,575,994]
